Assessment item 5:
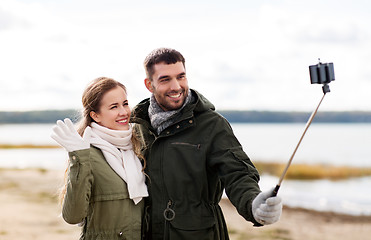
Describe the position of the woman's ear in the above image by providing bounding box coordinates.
[90,111,100,123]
[145,78,154,93]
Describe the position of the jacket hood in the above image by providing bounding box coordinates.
[191,89,215,113]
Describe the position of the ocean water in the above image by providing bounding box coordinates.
[0,123,370,215]
[231,123,371,167]
[0,124,68,169]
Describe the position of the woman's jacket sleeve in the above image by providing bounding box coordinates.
[62,148,93,224]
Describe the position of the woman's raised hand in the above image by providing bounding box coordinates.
[51,118,91,152]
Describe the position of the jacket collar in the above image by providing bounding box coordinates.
[131,89,215,126]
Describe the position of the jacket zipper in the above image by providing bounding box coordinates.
[152,134,176,240]
[163,200,175,221]
[163,200,175,240]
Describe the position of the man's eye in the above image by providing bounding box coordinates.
[160,78,169,82]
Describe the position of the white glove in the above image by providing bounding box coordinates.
[252,188,282,225]
[51,118,91,152]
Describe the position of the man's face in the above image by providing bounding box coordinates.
[145,61,189,111]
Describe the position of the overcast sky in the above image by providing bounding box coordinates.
[1,0,370,112]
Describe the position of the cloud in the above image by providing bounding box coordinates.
[0,8,16,30]
[0,0,370,111]
[0,7,30,30]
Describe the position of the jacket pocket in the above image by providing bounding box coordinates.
[92,192,130,202]
[169,214,215,230]
[230,148,260,182]
[87,196,143,235]
[170,142,201,149]
[167,215,216,240]
[230,148,253,167]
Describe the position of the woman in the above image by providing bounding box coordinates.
[51,77,148,240]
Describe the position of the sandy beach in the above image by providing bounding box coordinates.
[0,168,370,240]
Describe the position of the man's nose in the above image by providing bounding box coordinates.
[169,78,181,90]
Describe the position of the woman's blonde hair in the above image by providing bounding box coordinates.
[59,77,145,204]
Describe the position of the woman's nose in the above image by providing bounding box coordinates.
[119,106,130,116]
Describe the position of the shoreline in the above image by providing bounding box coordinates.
[220,198,371,240]
[1,168,370,240]
[2,160,371,180]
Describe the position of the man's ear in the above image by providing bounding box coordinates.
[90,111,100,123]
[145,78,154,93]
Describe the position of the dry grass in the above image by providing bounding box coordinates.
[229,228,292,240]
[254,162,371,180]
[1,144,370,180]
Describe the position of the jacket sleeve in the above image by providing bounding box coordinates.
[62,148,94,224]
[208,116,262,225]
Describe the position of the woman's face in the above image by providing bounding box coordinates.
[90,86,131,130]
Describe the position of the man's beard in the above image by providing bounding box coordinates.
[155,88,188,111]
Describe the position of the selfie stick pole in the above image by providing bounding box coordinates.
[272,93,326,197]
[271,88,328,197]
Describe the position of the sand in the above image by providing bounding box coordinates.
[0,168,370,240]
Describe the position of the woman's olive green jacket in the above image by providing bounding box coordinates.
[131,89,261,240]
[62,147,144,240]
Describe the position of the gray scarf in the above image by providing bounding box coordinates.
[149,89,192,134]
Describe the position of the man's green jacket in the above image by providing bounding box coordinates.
[131,89,261,240]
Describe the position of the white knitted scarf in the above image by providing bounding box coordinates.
[87,122,148,204]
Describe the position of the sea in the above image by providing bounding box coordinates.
[0,123,370,216]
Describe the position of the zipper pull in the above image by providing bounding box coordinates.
[163,200,175,221]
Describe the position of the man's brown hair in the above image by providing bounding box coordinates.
[144,48,185,80]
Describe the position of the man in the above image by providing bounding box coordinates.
[131,48,282,240]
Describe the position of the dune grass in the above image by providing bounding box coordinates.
[254,162,371,180]
[1,144,370,180]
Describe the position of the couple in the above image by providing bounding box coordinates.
[51,48,283,240]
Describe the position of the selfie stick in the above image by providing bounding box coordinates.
[272,60,335,197]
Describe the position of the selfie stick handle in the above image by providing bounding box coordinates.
[272,89,328,197]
